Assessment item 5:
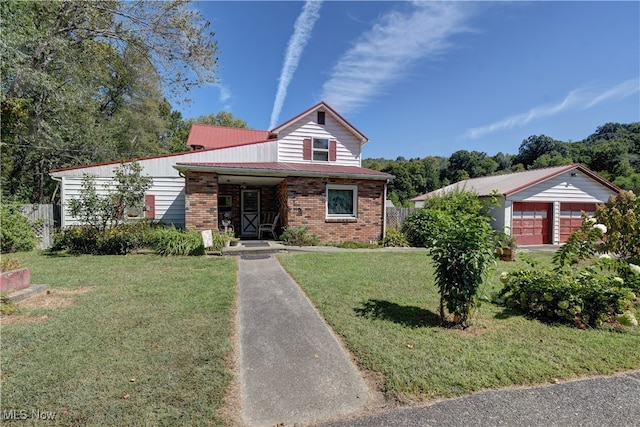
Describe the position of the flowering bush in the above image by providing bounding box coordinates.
[499,197,640,328]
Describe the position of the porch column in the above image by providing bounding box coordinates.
[184,172,219,231]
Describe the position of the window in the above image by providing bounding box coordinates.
[326,185,357,218]
[313,138,329,161]
[317,111,325,124]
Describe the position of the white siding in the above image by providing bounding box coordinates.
[506,170,616,203]
[50,141,278,178]
[277,115,362,166]
[59,176,186,228]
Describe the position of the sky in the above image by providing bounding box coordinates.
[176,1,640,160]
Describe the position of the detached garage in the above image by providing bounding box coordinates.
[411,164,620,246]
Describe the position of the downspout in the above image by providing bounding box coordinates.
[383,179,389,240]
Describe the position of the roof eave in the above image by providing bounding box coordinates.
[173,164,392,181]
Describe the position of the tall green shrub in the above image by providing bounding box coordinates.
[430,209,496,327]
[0,203,38,253]
[408,189,497,327]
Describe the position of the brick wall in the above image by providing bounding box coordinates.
[185,172,218,230]
[285,177,386,243]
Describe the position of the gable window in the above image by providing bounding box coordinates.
[313,138,329,161]
[326,184,357,218]
[317,111,325,125]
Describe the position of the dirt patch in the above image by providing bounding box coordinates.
[1,314,51,326]
[1,287,94,325]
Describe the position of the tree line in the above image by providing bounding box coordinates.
[365,122,640,206]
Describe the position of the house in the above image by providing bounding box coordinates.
[50,102,394,243]
[410,164,620,246]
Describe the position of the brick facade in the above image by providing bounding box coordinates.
[284,177,386,243]
[185,172,387,243]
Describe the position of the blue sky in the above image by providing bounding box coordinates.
[177,1,640,160]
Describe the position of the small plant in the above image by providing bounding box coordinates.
[1,294,17,315]
[279,226,320,246]
[1,258,22,272]
[382,228,409,247]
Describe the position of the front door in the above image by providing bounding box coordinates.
[241,190,260,237]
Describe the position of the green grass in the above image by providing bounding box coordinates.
[1,252,237,426]
[278,251,640,403]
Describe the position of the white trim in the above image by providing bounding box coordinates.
[326,184,358,218]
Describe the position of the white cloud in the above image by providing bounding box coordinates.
[269,1,323,129]
[321,2,473,114]
[464,78,640,139]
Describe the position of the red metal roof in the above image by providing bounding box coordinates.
[174,162,393,180]
[186,125,274,150]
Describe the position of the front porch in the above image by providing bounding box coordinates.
[180,164,391,244]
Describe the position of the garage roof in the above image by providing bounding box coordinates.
[412,163,620,201]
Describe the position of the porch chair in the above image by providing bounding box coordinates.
[258,213,279,239]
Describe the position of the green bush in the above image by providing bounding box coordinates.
[401,209,441,247]
[382,228,409,247]
[0,203,38,253]
[431,210,496,327]
[402,188,491,248]
[499,216,639,329]
[498,269,636,328]
[150,226,205,256]
[279,226,320,246]
[51,222,157,255]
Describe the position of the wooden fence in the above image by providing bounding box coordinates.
[19,204,59,249]
[386,207,418,230]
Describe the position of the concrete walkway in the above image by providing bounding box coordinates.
[237,254,371,426]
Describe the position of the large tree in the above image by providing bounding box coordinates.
[1,0,219,202]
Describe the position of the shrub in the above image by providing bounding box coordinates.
[402,187,491,248]
[51,222,157,255]
[150,226,205,256]
[401,209,441,247]
[1,294,17,315]
[499,214,639,329]
[0,203,38,253]
[382,228,409,247]
[1,258,22,272]
[431,210,496,328]
[596,190,640,265]
[279,226,320,246]
[498,269,636,328]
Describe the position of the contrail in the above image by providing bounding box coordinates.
[321,2,472,115]
[463,78,640,139]
[269,0,322,129]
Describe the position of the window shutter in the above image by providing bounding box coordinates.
[329,140,337,161]
[303,138,312,160]
[144,194,156,219]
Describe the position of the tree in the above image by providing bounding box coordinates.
[69,162,152,231]
[1,1,219,202]
[514,135,569,168]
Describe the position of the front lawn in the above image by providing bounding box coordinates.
[1,252,237,426]
[278,251,640,403]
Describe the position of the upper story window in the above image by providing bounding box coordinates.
[303,138,336,162]
[317,111,325,125]
[313,138,329,161]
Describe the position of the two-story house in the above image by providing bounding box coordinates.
[50,102,394,243]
